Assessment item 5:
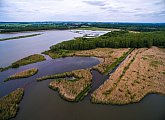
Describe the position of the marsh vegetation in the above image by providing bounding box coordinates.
[37,69,92,101]
[0,88,24,120]
[1,54,45,72]
[5,68,38,82]
[0,34,41,41]
[74,48,132,74]
[91,47,165,104]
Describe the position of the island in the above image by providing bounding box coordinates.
[4,68,38,82]
[0,54,45,72]
[37,69,92,102]
[0,88,24,120]
[0,33,41,41]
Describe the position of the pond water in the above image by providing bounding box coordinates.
[0,30,165,120]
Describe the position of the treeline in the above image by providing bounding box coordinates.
[50,31,165,51]
[1,22,165,33]
[0,23,78,33]
[88,23,165,32]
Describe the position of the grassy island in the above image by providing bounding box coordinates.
[42,49,74,59]
[4,68,38,82]
[91,47,165,104]
[11,54,45,67]
[37,69,92,102]
[1,54,45,72]
[0,33,41,41]
[0,88,24,120]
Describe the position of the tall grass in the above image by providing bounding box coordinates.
[0,88,24,120]
[1,54,45,72]
[39,69,92,102]
[5,68,38,82]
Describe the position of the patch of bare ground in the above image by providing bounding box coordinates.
[74,48,130,74]
[48,69,92,102]
[91,47,165,104]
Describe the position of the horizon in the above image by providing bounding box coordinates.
[0,21,165,24]
[0,0,165,23]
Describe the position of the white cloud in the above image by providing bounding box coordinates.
[0,0,165,22]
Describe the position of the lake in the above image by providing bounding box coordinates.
[0,30,165,120]
[0,30,80,67]
[0,30,107,67]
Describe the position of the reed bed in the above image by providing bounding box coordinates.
[91,47,165,104]
[5,68,38,82]
[40,69,92,101]
[11,54,46,68]
[37,72,75,81]
[1,54,45,72]
[42,50,74,59]
[74,48,130,74]
[0,88,24,120]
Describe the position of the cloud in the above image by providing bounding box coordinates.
[154,0,165,5]
[83,0,106,6]
[0,0,165,22]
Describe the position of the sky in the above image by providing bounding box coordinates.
[0,0,165,22]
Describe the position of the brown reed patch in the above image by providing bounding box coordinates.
[5,68,38,82]
[74,48,130,73]
[91,47,165,104]
[48,69,92,101]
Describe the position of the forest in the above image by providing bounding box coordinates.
[88,22,165,32]
[50,31,165,51]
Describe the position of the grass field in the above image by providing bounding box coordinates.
[76,27,120,31]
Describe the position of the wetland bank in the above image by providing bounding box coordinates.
[0,29,165,120]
